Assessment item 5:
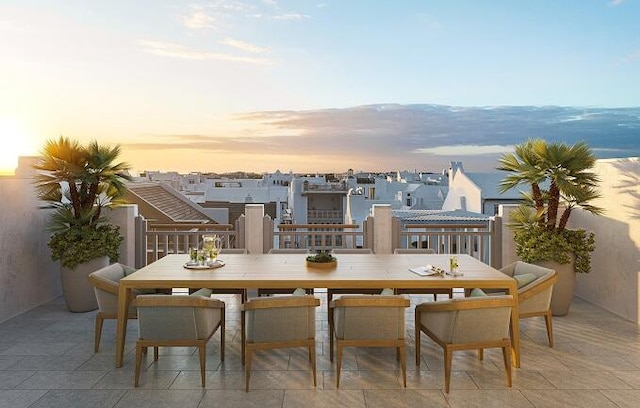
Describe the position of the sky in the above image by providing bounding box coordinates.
[1,0,639,175]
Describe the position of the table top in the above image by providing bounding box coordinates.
[121,253,515,290]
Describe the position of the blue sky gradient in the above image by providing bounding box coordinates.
[0,0,638,173]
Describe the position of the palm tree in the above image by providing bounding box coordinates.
[498,139,603,232]
[34,136,132,232]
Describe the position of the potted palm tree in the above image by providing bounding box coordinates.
[498,139,603,316]
[34,136,132,312]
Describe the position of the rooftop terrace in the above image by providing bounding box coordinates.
[1,292,639,408]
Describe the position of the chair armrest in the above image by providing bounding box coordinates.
[241,296,320,311]
[89,275,120,295]
[416,295,513,313]
[330,295,410,309]
[133,295,225,309]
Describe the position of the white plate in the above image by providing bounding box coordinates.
[183,260,225,270]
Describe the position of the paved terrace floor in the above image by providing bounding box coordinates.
[1,292,640,408]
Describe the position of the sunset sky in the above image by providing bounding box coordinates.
[1,0,639,175]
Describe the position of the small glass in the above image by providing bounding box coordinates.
[197,249,206,266]
[449,256,459,274]
[189,247,198,263]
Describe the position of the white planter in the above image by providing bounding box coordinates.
[60,256,109,312]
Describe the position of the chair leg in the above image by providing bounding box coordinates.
[336,342,343,388]
[329,308,335,362]
[245,347,253,392]
[478,348,484,360]
[309,342,317,386]
[241,311,246,365]
[399,345,406,387]
[220,309,226,362]
[444,348,452,393]
[153,347,159,361]
[134,344,143,387]
[94,313,104,353]
[415,314,421,366]
[199,345,206,388]
[544,312,554,348]
[502,345,512,388]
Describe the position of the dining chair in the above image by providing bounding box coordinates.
[392,248,454,300]
[330,295,410,387]
[89,263,153,353]
[259,248,313,296]
[242,294,320,391]
[133,290,225,388]
[480,261,557,347]
[415,295,513,393]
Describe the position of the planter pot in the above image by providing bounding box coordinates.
[306,260,337,269]
[537,258,575,316]
[60,256,109,312]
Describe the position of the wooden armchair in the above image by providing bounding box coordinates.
[89,263,146,353]
[241,295,320,391]
[415,296,513,393]
[133,292,225,388]
[498,261,557,347]
[330,295,410,387]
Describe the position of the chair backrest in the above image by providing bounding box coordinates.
[501,261,557,313]
[89,263,133,314]
[268,248,310,254]
[417,296,512,344]
[394,248,435,254]
[134,294,224,341]
[332,295,410,340]
[331,248,373,254]
[243,296,320,342]
[219,248,249,254]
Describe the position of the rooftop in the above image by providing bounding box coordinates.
[1,293,638,408]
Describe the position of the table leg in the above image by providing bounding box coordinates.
[115,285,131,368]
[508,282,521,368]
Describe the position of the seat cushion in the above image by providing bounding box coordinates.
[470,288,488,297]
[514,273,538,288]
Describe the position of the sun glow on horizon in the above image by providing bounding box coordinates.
[0,118,38,175]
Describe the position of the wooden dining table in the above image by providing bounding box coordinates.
[115,253,520,368]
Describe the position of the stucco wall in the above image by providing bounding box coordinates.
[571,158,640,323]
[0,176,61,323]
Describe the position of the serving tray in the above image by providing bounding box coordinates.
[183,260,225,270]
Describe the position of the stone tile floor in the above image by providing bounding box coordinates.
[1,292,639,408]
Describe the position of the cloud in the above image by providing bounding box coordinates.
[610,0,624,5]
[218,37,269,54]
[272,13,309,21]
[137,39,272,65]
[181,7,216,30]
[414,145,515,156]
[619,49,640,65]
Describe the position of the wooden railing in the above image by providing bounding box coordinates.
[274,224,364,252]
[398,223,495,264]
[138,221,236,267]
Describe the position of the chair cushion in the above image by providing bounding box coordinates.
[380,288,395,296]
[514,273,538,288]
[470,288,488,297]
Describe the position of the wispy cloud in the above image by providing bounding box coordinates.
[218,37,269,54]
[181,7,216,30]
[619,49,640,65]
[414,145,515,155]
[610,0,625,6]
[138,39,272,65]
[272,13,309,21]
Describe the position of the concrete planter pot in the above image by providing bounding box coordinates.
[60,256,109,312]
[537,258,576,316]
